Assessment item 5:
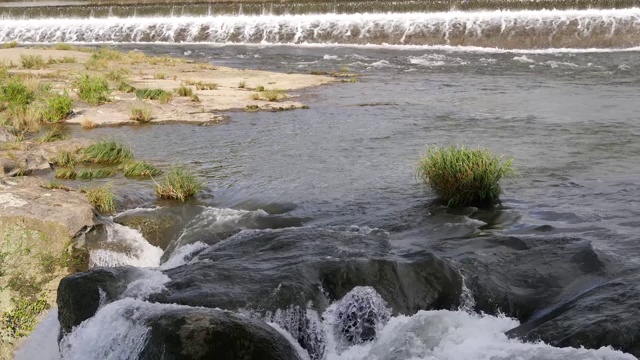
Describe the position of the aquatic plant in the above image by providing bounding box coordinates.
[37,125,70,143]
[174,86,193,97]
[42,92,73,122]
[75,74,110,105]
[82,139,133,164]
[52,150,77,167]
[417,145,514,207]
[129,105,153,123]
[77,168,116,180]
[154,168,203,202]
[54,167,77,180]
[84,183,116,213]
[135,88,172,103]
[121,160,161,178]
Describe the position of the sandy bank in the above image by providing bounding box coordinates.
[0,47,336,127]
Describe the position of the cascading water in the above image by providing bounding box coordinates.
[1,9,640,48]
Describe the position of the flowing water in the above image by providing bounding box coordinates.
[5,4,640,360]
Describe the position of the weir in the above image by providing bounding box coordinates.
[1,9,640,49]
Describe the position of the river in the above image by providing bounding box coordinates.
[5,4,640,360]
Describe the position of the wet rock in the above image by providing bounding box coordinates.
[57,267,137,335]
[0,151,51,176]
[458,236,613,322]
[114,209,189,250]
[139,306,303,360]
[0,127,16,143]
[507,270,640,357]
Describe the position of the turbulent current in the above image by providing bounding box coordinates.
[2,9,640,48]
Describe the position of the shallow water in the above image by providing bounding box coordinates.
[6,6,640,360]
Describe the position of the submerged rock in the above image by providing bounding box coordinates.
[507,269,640,357]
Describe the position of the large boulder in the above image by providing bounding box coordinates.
[140,304,304,360]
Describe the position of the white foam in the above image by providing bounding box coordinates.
[121,268,171,300]
[2,8,640,49]
[323,54,340,60]
[90,223,163,268]
[513,55,536,63]
[160,241,208,270]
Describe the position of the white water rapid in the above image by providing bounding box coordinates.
[1,8,640,48]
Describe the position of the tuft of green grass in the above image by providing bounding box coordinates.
[2,41,18,49]
[190,94,200,102]
[41,180,72,191]
[117,81,136,93]
[54,167,77,180]
[154,72,166,80]
[77,168,116,180]
[106,68,129,82]
[129,105,153,123]
[52,150,77,167]
[0,78,35,108]
[121,160,161,178]
[20,55,46,69]
[37,124,70,143]
[238,81,246,89]
[82,139,133,164]
[154,168,203,202]
[417,145,514,207]
[53,43,74,51]
[75,74,110,105]
[84,183,116,213]
[135,88,172,103]
[174,86,193,97]
[42,91,73,122]
[262,90,287,102]
[255,85,265,92]
[90,48,123,62]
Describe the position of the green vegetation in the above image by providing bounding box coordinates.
[53,43,74,51]
[174,86,193,97]
[154,72,166,80]
[42,92,73,122]
[262,90,287,102]
[37,125,70,143]
[75,74,110,105]
[154,168,202,201]
[1,293,49,337]
[135,88,172,103]
[82,139,133,164]
[117,81,136,93]
[54,167,77,180]
[255,85,265,92]
[238,81,246,89]
[0,78,35,108]
[2,41,18,49]
[41,181,72,191]
[52,150,77,167]
[129,105,153,123]
[190,94,200,102]
[106,68,129,82]
[77,168,116,180]
[20,55,46,70]
[417,145,514,207]
[84,183,116,213]
[121,160,161,178]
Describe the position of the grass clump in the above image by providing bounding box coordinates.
[2,41,18,49]
[129,105,153,123]
[20,55,46,70]
[255,85,265,92]
[135,88,172,103]
[41,181,72,191]
[154,168,202,202]
[262,90,287,102]
[75,74,110,105]
[82,139,133,164]
[0,78,35,108]
[42,92,73,122]
[54,167,77,180]
[174,86,193,97]
[53,43,74,50]
[37,125,70,143]
[52,150,77,167]
[81,117,96,129]
[84,184,116,214]
[77,168,116,180]
[117,81,136,93]
[121,160,161,178]
[154,72,166,80]
[238,81,246,89]
[417,145,514,207]
[184,80,217,90]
